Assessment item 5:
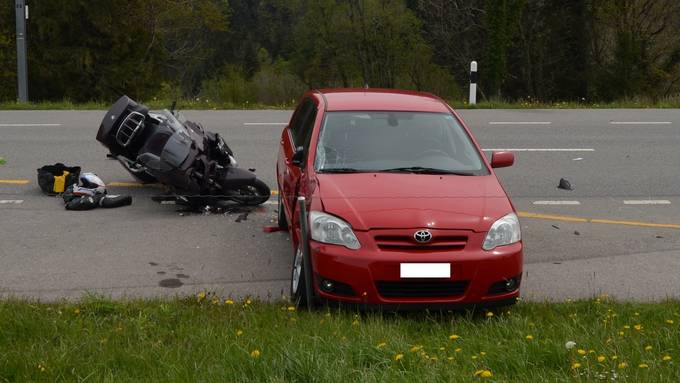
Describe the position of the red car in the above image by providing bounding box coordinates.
[276,89,522,309]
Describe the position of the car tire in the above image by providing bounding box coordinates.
[277,192,288,230]
[291,245,310,307]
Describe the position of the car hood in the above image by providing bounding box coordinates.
[316,173,513,232]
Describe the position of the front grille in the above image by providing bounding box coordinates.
[374,234,467,252]
[376,280,469,298]
[116,111,145,147]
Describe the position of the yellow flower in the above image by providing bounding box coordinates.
[352,319,359,326]
[236,330,243,336]
[197,291,207,302]
[480,352,487,356]
[525,335,534,341]
[623,325,630,329]
[662,355,672,361]
[394,353,404,361]
[73,308,81,315]
[449,334,460,341]
[250,349,261,358]
[618,331,625,336]
[447,356,454,361]
[454,348,462,352]
[577,349,587,355]
[644,345,653,351]
[618,362,628,369]
[472,355,478,360]
[376,342,387,348]
[571,362,581,369]
[666,319,674,325]
[211,298,220,305]
[634,324,643,331]
[410,345,422,353]
[287,306,296,312]
[597,356,606,363]
[246,299,252,305]
[612,355,618,360]
[474,370,492,378]
[638,363,649,369]
[225,299,234,305]
[485,311,494,318]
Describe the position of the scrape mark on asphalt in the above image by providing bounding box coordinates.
[158,278,183,288]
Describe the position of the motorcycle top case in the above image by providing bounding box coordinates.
[97,95,149,152]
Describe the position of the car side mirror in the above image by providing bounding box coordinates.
[491,151,514,168]
[292,146,305,167]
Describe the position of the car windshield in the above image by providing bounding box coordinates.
[315,111,488,175]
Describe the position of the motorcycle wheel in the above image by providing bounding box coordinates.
[230,178,271,206]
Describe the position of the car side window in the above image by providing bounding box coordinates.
[291,99,317,150]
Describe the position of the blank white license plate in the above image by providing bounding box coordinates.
[400,263,451,278]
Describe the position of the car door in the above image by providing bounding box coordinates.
[280,98,318,220]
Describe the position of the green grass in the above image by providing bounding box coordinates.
[2,94,680,110]
[0,295,678,382]
[0,157,6,165]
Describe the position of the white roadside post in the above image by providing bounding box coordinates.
[469,61,477,105]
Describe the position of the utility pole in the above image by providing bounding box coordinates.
[15,0,29,102]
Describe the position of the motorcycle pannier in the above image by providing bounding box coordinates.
[37,163,81,195]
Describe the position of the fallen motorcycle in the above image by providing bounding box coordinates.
[96,96,271,207]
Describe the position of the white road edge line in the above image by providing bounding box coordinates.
[243,122,287,126]
[623,200,671,205]
[610,121,672,125]
[483,148,595,152]
[0,200,24,204]
[489,121,552,125]
[0,123,62,127]
[532,201,581,205]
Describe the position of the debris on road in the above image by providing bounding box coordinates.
[551,224,560,230]
[263,225,285,233]
[558,178,573,190]
[574,230,580,236]
[37,163,81,195]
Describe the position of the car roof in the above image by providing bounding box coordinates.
[315,88,451,113]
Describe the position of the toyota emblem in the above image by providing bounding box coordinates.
[413,230,432,243]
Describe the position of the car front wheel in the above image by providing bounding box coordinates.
[291,245,309,307]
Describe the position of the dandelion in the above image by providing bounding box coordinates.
[377,342,387,348]
[577,349,587,355]
[410,345,422,353]
[571,362,581,369]
[666,319,674,325]
[618,362,628,369]
[618,331,625,336]
[486,311,494,318]
[644,345,653,351]
[352,319,359,326]
[447,356,454,361]
[225,299,234,305]
[612,355,618,360]
[245,299,252,305]
[638,363,649,369]
[662,355,672,361]
[471,355,478,360]
[480,352,486,356]
[394,353,404,361]
[449,334,460,341]
[197,291,207,302]
[455,348,462,352]
[211,298,220,305]
[634,324,643,331]
[236,330,243,336]
[250,349,261,358]
[287,306,296,312]
[597,356,606,363]
[565,341,577,350]
[623,325,630,329]
[525,335,534,341]
[473,370,492,378]
[73,308,81,315]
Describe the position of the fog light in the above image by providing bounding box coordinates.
[504,278,517,291]
[321,279,334,292]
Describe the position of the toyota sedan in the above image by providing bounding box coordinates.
[276,89,522,309]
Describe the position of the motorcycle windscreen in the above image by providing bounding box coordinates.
[160,131,192,168]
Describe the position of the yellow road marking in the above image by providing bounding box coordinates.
[518,211,680,230]
[0,179,30,185]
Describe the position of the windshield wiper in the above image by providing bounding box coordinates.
[379,167,476,175]
[319,167,363,173]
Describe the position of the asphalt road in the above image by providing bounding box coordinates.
[1,108,679,302]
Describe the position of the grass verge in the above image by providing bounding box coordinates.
[0,295,678,382]
[2,95,679,110]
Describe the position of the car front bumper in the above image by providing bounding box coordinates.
[309,238,523,307]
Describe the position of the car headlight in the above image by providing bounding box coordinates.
[309,211,361,250]
[482,212,521,250]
